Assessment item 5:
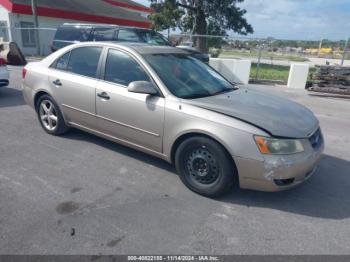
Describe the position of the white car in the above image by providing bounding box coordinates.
[0,58,9,87]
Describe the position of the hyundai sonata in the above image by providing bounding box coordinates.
[22,42,324,197]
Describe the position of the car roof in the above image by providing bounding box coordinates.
[61,23,153,31]
[121,43,189,55]
[75,42,189,55]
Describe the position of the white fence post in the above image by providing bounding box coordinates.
[287,63,309,89]
[209,58,251,84]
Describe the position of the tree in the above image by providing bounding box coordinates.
[207,20,227,48]
[148,0,184,32]
[149,0,253,52]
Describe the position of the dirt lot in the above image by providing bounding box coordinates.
[0,67,350,255]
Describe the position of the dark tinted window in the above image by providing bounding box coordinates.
[67,47,102,78]
[55,52,70,70]
[136,30,170,46]
[104,49,150,86]
[54,26,92,41]
[117,29,140,42]
[92,28,117,41]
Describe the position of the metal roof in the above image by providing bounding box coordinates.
[1,0,151,28]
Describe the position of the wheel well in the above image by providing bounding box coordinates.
[170,132,234,165]
[34,91,49,110]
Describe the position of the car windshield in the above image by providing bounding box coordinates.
[143,54,236,99]
[136,31,170,46]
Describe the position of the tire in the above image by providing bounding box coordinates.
[36,94,69,135]
[175,136,237,197]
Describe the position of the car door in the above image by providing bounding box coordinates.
[48,46,103,129]
[95,48,164,153]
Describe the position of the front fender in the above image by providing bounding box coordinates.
[163,100,268,163]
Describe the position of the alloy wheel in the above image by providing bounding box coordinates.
[39,100,58,132]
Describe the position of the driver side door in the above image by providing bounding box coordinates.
[95,48,165,153]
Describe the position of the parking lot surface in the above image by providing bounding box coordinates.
[0,67,350,255]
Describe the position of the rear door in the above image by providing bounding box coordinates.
[48,46,103,129]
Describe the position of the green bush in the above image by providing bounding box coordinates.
[209,48,221,58]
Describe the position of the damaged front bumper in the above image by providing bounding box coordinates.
[234,135,324,192]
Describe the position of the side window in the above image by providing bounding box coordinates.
[55,27,91,41]
[117,29,140,42]
[55,52,70,70]
[67,47,102,78]
[104,49,150,86]
[92,28,117,41]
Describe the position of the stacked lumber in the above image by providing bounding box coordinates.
[311,65,350,88]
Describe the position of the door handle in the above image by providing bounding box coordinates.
[52,79,62,86]
[97,92,110,100]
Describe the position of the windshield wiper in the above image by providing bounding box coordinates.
[184,94,212,99]
[184,88,237,99]
[211,88,237,96]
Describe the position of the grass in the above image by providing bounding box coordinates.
[250,63,290,82]
[250,63,317,82]
[220,50,308,62]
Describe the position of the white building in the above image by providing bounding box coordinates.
[0,0,152,55]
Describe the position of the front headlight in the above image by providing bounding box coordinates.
[254,136,304,155]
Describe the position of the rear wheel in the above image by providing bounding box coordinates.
[36,95,69,135]
[175,136,237,197]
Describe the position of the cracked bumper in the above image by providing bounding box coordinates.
[234,138,324,192]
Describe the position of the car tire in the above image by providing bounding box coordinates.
[175,136,237,197]
[36,94,69,135]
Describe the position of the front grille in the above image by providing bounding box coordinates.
[309,128,323,150]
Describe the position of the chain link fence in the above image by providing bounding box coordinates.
[170,34,350,83]
[0,26,56,58]
[0,25,349,83]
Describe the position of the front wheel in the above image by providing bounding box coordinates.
[175,136,237,197]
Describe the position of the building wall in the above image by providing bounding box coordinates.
[0,6,11,42]
[9,14,96,56]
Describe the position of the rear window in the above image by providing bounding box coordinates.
[55,52,70,70]
[117,29,141,42]
[54,26,92,42]
[136,31,170,46]
[92,28,117,41]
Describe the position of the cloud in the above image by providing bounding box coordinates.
[133,0,348,40]
[238,0,349,40]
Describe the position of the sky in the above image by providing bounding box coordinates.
[133,0,350,40]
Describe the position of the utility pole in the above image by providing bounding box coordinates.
[341,38,349,66]
[317,39,323,57]
[255,42,263,80]
[31,0,40,56]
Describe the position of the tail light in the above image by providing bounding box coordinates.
[22,68,27,79]
[0,58,7,66]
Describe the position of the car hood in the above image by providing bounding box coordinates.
[183,88,319,138]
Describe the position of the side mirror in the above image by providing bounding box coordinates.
[127,81,158,95]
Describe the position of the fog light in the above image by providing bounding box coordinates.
[274,178,295,186]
